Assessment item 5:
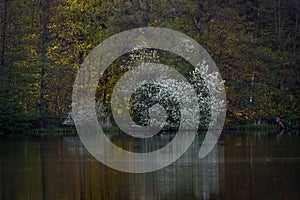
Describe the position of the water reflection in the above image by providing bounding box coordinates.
[0,131,299,199]
[120,134,224,200]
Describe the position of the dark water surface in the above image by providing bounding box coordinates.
[0,131,299,200]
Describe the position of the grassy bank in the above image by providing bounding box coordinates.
[24,123,283,136]
[223,123,280,134]
[27,127,78,136]
[27,126,123,136]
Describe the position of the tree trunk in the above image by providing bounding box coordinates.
[40,0,49,127]
[275,0,285,93]
[102,70,108,106]
[145,0,151,26]
[0,0,7,81]
[293,0,299,56]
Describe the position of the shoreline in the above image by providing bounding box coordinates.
[1,123,299,136]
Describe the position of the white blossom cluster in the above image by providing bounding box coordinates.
[122,48,160,70]
[193,61,226,127]
[64,101,106,126]
[128,59,225,130]
[129,64,219,130]
[130,79,205,130]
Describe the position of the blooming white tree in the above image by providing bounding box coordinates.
[129,62,217,130]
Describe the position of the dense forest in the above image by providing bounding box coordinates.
[0,0,299,133]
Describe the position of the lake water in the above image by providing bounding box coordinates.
[0,131,299,200]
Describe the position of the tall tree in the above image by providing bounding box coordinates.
[39,0,50,127]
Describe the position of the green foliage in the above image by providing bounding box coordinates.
[0,94,40,133]
[0,0,299,133]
